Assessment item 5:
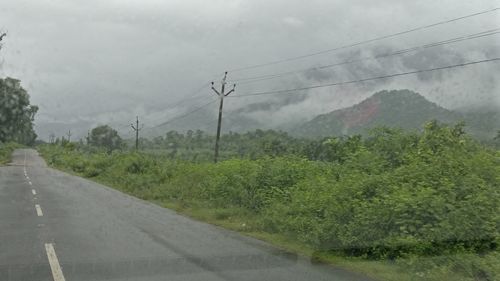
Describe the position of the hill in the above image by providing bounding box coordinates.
[293,89,499,138]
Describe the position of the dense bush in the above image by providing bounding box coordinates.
[260,123,499,259]
[38,122,499,263]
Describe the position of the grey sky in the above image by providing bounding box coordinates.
[0,0,499,139]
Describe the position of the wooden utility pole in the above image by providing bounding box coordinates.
[131,116,143,151]
[211,72,236,163]
[66,130,72,142]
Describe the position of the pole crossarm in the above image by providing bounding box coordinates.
[210,72,236,163]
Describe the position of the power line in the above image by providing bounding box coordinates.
[229,57,500,98]
[201,117,219,129]
[142,78,235,133]
[90,8,500,136]
[229,28,500,84]
[118,122,134,129]
[163,81,211,110]
[132,81,210,129]
[124,82,211,133]
[227,7,500,73]
[121,57,500,136]
[146,98,218,130]
[142,94,214,127]
[85,84,211,135]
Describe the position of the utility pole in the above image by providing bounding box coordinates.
[49,133,55,144]
[0,32,6,51]
[66,130,72,142]
[131,116,143,151]
[211,71,236,163]
[87,130,90,145]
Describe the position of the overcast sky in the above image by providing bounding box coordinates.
[0,0,499,139]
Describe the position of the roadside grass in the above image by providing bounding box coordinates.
[38,143,500,281]
[157,201,412,281]
[155,200,500,281]
[0,142,22,165]
[38,153,405,281]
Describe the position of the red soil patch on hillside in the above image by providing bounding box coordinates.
[340,97,381,129]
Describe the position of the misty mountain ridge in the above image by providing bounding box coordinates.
[37,89,498,142]
[293,89,499,139]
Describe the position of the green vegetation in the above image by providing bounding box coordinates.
[0,142,21,164]
[0,64,37,168]
[39,122,500,281]
[88,125,124,152]
[0,77,38,145]
[294,89,500,140]
[136,129,308,162]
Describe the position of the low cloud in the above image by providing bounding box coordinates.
[0,0,498,139]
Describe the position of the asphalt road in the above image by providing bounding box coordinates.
[0,149,376,281]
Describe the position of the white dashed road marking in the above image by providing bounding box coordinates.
[45,243,66,281]
[35,204,43,216]
[25,152,66,281]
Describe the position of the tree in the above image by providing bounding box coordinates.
[493,130,500,148]
[89,125,123,152]
[0,77,38,145]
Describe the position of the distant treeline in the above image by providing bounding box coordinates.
[39,121,500,280]
[123,123,500,162]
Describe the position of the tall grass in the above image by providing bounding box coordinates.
[38,124,500,281]
[0,142,21,164]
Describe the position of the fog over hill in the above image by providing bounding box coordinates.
[0,0,498,140]
[292,89,499,139]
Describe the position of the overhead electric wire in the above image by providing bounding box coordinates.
[141,57,500,133]
[229,28,500,84]
[124,8,500,134]
[227,7,500,73]
[229,57,500,98]
[142,78,227,131]
[118,123,134,129]
[142,94,213,126]
[163,81,211,110]
[146,98,218,130]
[142,75,233,132]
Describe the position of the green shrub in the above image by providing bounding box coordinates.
[37,122,500,263]
[0,142,22,164]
